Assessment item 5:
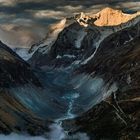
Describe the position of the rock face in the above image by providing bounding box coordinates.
[63,21,140,139]
[0,41,50,135]
[0,41,41,88]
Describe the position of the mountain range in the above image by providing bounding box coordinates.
[0,7,140,140]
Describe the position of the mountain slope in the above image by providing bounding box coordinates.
[63,22,140,140]
[0,41,41,88]
[0,41,51,135]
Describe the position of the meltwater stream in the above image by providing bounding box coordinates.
[33,67,105,120]
[8,67,117,139]
[10,67,107,120]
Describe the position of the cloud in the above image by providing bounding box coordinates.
[0,0,17,6]
[57,5,84,12]
[0,0,140,49]
[0,12,15,20]
[11,18,34,26]
[33,10,66,20]
[0,0,47,6]
[118,1,140,12]
[0,23,47,48]
[0,126,90,140]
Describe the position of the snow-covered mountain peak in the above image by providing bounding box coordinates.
[92,7,140,26]
[29,18,67,55]
[28,7,140,68]
[74,7,140,27]
[47,18,67,34]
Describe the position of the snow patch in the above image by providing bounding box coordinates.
[75,30,87,49]
[30,19,67,55]
[127,74,132,84]
[63,54,76,58]
[56,54,76,59]
[56,55,62,59]
[102,82,118,100]
[14,48,32,60]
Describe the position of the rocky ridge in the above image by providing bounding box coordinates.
[29,7,140,69]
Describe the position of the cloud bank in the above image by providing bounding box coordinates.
[0,0,140,48]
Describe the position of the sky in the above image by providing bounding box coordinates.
[0,0,140,48]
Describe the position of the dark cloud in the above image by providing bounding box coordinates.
[0,0,140,48]
[0,0,140,25]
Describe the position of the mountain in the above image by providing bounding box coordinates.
[0,41,42,88]
[92,7,140,26]
[27,18,69,64]
[0,41,51,135]
[28,7,140,69]
[27,7,140,139]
